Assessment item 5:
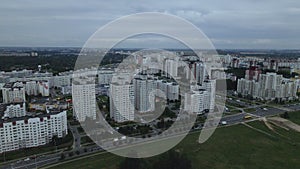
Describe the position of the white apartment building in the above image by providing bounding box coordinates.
[9,73,53,85]
[25,81,39,96]
[1,69,33,78]
[223,54,232,65]
[237,78,256,97]
[52,75,71,88]
[110,76,134,123]
[276,79,298,100]
[237,72,299,101]
[0,111,68,153]
[184,89,208,114]
[61,86,72,95]
[98,70,114,85]
[0,75,9,84]
[184,80,216,114]
[72,77,97,122]
[2,82,26,103]
[164,58,178,78]
[37,81,50,96]
[203,80,216,111]
[184,61,208,85]
[3,103,26,118]
[25,81,50,97]
[156,80,179,101]
[134,76,156,113]
[195,62,206,85]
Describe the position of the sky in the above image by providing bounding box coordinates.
[1,0,300,49]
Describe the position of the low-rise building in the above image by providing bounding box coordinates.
[3,103,26,118]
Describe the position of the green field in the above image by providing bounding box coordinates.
[47,112,300,169]
[81,136,94,145]
[288,111,300,125]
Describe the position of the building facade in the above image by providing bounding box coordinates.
[3,103,26,118]
[110,76,134,123]
[134,76,156,113]
[2,82,26,103]
[72,77,97,122]
[237,72,299,101]
[0,111,68,153]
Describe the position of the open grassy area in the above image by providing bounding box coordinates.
[47,118,300,169]
[244,108,256,113]
[80,136,94,145]
[229,109,243,114]
[287,111,300,125]
[225,101,245,108]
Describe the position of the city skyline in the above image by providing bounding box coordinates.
[1,1,300,168]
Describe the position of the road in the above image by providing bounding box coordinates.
[1,144,103,169]
[68,123,81,150]
[0,102,298,169]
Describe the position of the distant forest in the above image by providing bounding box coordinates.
[0,52,127,74]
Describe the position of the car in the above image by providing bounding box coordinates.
[244,115,252,120]
[221,121,227,125]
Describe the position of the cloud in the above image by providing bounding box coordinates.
[0,0,300,49]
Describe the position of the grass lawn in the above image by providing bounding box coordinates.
[224,105,242,115]
[77,127,85,135]
[80,136,94,145]
[244,108,256,113]
[67,110,73,120]
[48,119,300,169]
[229,109,242,114]
[287,111,300,125]
[225,101,245,108]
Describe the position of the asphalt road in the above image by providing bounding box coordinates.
[0,104,297,169]
[284,104,300,111]
[251,107,285,117]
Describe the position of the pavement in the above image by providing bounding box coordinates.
[68,123,81,150]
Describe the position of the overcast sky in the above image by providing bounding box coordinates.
[1,0,300,49]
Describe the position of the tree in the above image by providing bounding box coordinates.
[60,153,65,160]
[281,112,289,119]
[51,135,59,146]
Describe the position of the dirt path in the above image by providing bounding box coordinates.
[242,122,276,138]
[268,117,300,132]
